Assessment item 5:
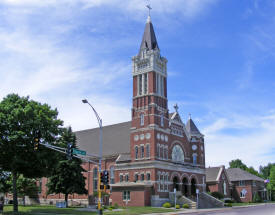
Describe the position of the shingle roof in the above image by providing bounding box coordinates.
[226,168,264,182]
[206,167,221,182]
[75,121,131,157]
[116,153,131,163]
[186,118,201,135]
[139,16,159,53]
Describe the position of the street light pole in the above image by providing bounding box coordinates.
[82,99,103,215]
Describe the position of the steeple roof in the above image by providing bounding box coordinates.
[186,118,201,136]
[139,16,159,53]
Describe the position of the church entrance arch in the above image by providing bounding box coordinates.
[172,176,179,191]
[191,178,197,196]
[182,177,188,196]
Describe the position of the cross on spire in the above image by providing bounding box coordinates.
[146,4,152,17]
[189,113,192,119]
[174,104,179,112]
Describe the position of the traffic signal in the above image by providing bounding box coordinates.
[100,172,104,184]
[34,131,41,151]
[66,143,73,160]
[103,170,109,185]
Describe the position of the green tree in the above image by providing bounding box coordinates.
[0,170,11,194]
[16,175,39,206]
[269,166,275,201]
[229,159,248,170]
[259,163,275,179]
[46,127,87,207]
[0,94,63,212]
[246,166,261,177]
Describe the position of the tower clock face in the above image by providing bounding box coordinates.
[172,145,184,162]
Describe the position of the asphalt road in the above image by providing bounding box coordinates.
[182,204,275,215]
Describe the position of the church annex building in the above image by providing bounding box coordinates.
[39,15,206,207]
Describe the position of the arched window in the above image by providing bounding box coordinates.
[141,145,144,158]
[160,114,164,127]
[146,172,151,181]
[193,154,197,165]
[135,146,139,159]
[157,144,160,158]
[140,113,144,126]
[93,167,98,191]
[160,145,164,159]
[146,144,150,158]
[110,166,115,184]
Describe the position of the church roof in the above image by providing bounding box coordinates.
[206,167,222,182]
[139,16,159,53]
[226,168,264,182]
[186,118,202,136]
[75,121,131,157]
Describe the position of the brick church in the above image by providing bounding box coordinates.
[39,15,206,207]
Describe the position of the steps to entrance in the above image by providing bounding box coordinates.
[169,192,197,209]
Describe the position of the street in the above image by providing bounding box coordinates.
[182,204,275,215]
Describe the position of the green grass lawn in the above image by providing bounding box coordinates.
[2,205,175,215]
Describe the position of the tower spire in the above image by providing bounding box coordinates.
[139,5,159,54]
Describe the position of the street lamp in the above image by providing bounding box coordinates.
[82,99,103,215]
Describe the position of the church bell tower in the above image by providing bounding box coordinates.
[130,15,168,161]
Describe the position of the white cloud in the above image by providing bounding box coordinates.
[1,0,217,20]
[203,113,275,169]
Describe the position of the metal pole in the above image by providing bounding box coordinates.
[82,99,103,215]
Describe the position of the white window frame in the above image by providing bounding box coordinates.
[140,113,144,126]
[123,190,130,201]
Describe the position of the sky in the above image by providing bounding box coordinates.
[0,0,275,171]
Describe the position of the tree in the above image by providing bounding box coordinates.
[0,94,63,212]
[229,159,248,170]
[0,169,11,194]
[16,175,39,206]
[269,166,275,201]
[259,163,275,179]
[46,127,87,207]
[246,166,261,177]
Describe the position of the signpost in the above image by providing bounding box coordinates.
[72,148,86,156]
[196,189,199,209]
[174,188,176,209]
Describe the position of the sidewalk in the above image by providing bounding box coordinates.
[146,203,275,215]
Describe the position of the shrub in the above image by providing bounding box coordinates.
[211,191,224,200]
[175,204,180,209]
[182,203,189,209]
[253,192,262,203]
[114,203,119,209]
[108,207,113,211]
[162,202,171,208]
[225,203,232,207]
[224,199,234,203]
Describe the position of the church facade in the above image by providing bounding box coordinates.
[38,15,206,207]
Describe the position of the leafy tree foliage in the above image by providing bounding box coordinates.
[269,166,275,201]
[259,163,275,179]
[0,170,11,194]
[229,159,248,170]
[46,127,87,207]
[16,175,39,206]
[0,94,63,212]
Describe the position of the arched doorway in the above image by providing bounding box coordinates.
[182,177,188,196]
[191,178,197,196]
[173,176,179,191]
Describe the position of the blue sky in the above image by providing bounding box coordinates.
[0,0,275,170]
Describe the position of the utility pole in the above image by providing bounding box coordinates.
[82,99,103,215]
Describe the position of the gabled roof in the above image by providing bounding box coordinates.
[139,16,159,53]
[226,168,264,182]
[206,167,222,182]
[75,121,131,157]
[186,118,202,136]
[170,112,183,124]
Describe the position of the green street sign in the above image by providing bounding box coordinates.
[73,148,86,156]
